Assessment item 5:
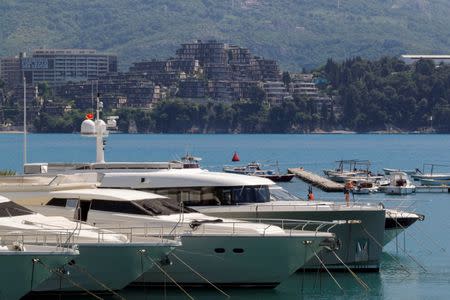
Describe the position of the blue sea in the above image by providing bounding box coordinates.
[1,133,449,299]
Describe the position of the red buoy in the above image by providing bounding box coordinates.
[232,151,240,162]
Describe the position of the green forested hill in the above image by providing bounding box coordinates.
[1,0,450,70]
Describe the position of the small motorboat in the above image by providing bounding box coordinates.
[324,159,372,183]
[410,163,450,181]
[223,162,294,182]
[383,168,419,176]
[180,153,202,168]
[352,180,379,194]
[419,178,450,186]
[384,172,415,195]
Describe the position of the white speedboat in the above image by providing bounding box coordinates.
[0,195,177,292]
[0,234,78,300]
[384,172,416,195]
[15,188,336,288]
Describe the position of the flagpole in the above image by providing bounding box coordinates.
[23,74,27,165]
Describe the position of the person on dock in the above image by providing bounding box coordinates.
[307,185,315,200]
[344,180,353,206]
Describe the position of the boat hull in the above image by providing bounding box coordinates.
[0,248,75,300]
[259,174,294,182]
[383,216,420,246]
[419,178,450,186]
[384,186,415,195]
[135,234,328,287]
[412,174,450,181]
[196,207,385,271]
[34,243,173,292]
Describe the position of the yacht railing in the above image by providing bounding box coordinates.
[0,230,77,251]
[269,197,422,211]
[206,201,384,212]
[97,218,347,239]
[238,218,349,234]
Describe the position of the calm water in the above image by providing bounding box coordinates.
[2,133,450,299]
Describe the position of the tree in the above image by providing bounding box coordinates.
[247,86,266,102]
[282,71,291,87]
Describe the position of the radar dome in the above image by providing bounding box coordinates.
[81,119,96,136]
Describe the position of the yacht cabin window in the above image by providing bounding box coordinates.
[47,197,192,216]
[147,185,270,206]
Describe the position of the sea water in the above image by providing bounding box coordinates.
[1,133,449,299]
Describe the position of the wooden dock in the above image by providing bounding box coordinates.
[288,168,344,192]
[415,185,450,193]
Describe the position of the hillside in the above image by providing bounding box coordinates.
[1,0,450,70]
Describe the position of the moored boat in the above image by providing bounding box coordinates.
[384,172,416,195]
[223,162,294,182]
[0,195,178,292]
[0,233,78,300]
[15,188,335,288]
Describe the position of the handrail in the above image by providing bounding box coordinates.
[0,230,76,251]
[238,218,349,235]
[95,218,348,238]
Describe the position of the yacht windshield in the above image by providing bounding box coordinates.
[230,186,270,204]
[0,201,34,217]
[133,198,196,215]
[269,187,301,201]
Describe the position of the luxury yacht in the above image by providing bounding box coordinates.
[95,168,425,270]
[0,195,178,292]
[13,188,336,288]
[0,231,78,299]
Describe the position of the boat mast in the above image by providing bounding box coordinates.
[95,93,105,163]
[23,75,27,165]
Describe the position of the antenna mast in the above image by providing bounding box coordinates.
[95,93,105,163]
[23,75,27,165]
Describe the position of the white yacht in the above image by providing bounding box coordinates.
[384,172,416,195]
[0,231,78,300]
[0,195,177,292]
[90,169,382,270]
[15,106,420,271]
[98,169,426,265]
[13,188,336,288]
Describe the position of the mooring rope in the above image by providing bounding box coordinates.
[388,213,433,254]
[360,225,411,275]
[331,251,370,291]
[36,259,104,300]
[139,251,195,300]
[68,261,126,300]
[170,252,230,298]
[309,245,344,293]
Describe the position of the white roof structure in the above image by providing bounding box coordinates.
[401,54,450,64]
[49,188,166,202]
[99,168,276,189]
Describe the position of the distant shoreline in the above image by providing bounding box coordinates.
[0,131,442,135]
[0,131,23,134]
